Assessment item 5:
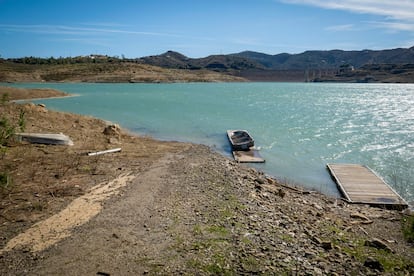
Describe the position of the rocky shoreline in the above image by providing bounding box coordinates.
[0,87,413,274]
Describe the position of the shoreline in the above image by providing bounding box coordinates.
[3,84,412,205]
[12,93,80,103]
[1,86,413,274]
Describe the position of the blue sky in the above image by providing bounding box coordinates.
[0,0,413,58]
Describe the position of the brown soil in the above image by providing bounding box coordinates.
[0,62,246,83]
[0,87,413,275]
[0,86,69,101]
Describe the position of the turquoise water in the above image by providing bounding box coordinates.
[8,82,414,203]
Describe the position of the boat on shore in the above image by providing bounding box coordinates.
[226,130,254,151]
[15,133,74,146]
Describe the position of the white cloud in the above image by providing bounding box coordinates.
[325,24,355,31]
[280,0,414,33]
[0,24,180,38]
[368,21,414,32]
[280,0,414,21]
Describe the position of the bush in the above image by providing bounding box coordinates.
[402,214,414,243]
[1,92,9,104]
[0,109,26,147]
[0,171,12,190]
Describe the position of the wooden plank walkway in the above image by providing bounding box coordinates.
[327,163,408,209]
[232,149,265,163]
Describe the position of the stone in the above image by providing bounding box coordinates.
[103,124,121,137]
[364,238,392,252]
[364,257,384,271]
[312,203,324,211]
[304,251,316,259]
[277,189,286,198]
[255,178,265,184]
[311,236,322,245]
[351,212,369,221]
[109,137,121,144]
[321,241,333,250]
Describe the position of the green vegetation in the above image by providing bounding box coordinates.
[341,238,414,273]
[0,97,25,193]
[5,55,132,65]
[402,214,414,243]
[0,109,25,148]
[0,171,12,191]
[1,93,9,104]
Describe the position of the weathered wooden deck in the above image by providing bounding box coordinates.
[232,149,265,163]
[327,163,408,209]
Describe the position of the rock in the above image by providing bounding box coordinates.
[277,189,286,198]
[304,251,316,259]
[321,241,333,250]
[108,137,121,144]
[38,105,48,112]
[313,267,323,275]
[364,238,392,252]
[312,203,324,211]
[254,183,262,191]
[287,232,295,238]
[96,272,111,276]
[103,124,121,137]
[255,178,265,185]
[311,236,322,245]
[364,257,384,271]
[350,212,371,222]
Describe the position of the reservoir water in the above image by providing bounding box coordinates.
[8,82,414,204]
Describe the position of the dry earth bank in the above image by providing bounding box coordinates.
[0,62,246,83]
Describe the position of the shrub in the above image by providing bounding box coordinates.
[0,171,12,190]
[0,109,26,147]
[1,92,9,105]
[402,214,414,243]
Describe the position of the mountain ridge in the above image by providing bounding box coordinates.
[2,46,414,82]
[139,46,414,71]
[137,46,414,82]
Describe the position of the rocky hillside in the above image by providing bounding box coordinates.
[138,47,414,82]
[139,50,263,71]
[2,46,414,82]
[313,63,414,83]
[0,58,245,83]
[232,47,414,70]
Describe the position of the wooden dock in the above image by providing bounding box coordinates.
[327,163,408,209]
[232,149,265,163]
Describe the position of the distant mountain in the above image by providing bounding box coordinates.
[3,46,414,83]
[139,47,414,71]
[136,47,414,82]
[138,50,264,71]
[231,47,414,70]
[139,51,192,69]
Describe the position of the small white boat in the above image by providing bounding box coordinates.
[226,130,254,151]
[15,133,74,146]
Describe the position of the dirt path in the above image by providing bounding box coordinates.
[0,173,136,254]
[18,153,183,275]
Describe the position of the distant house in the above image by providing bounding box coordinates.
[339,64,355,73]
